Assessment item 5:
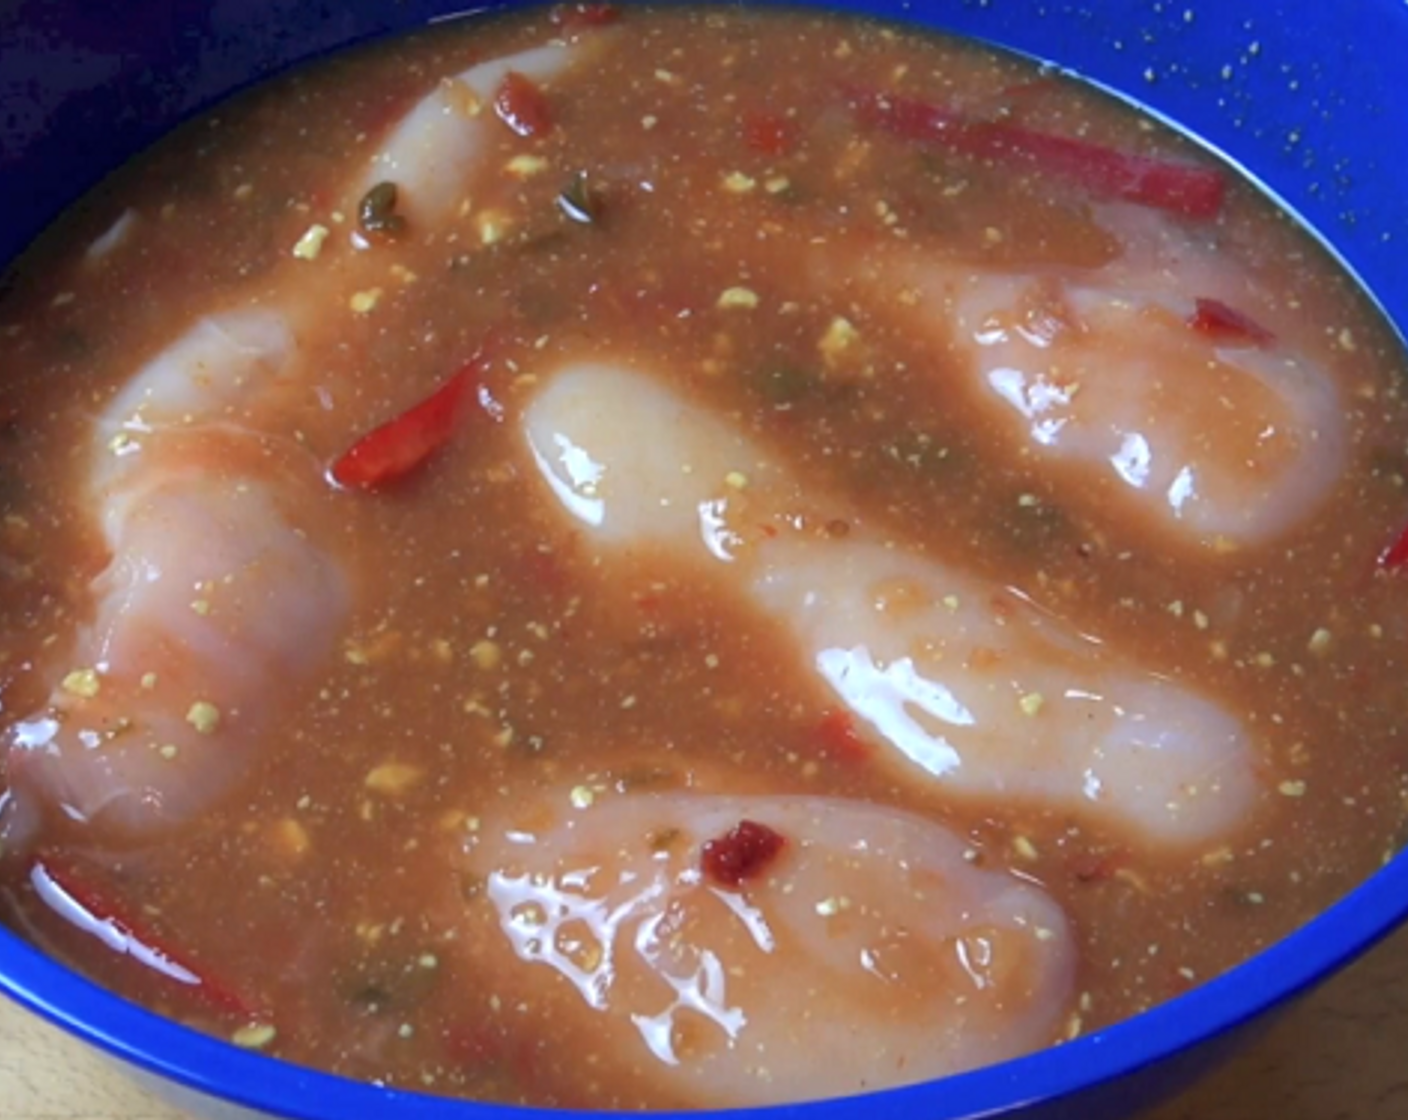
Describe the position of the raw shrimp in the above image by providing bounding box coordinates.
[522,363,1258,850]
[0,310,348,849]
[356,38,605,229]
[852,210,1347,554]
[0,25,609,848]
[452,790,1075,1107]
[943,275,1341,551]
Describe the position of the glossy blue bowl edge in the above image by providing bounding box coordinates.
[3,1,1408,1118]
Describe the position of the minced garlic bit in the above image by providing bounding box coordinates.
[1307,627,1333,655]
[569,785,595,809]
[61,668,101,699]
[1011,835,1039,861]
[476,209,510,245]
[191,598,211,616]
[1018,692,1045,717]
[157,744,179,761]
[819,316,860,363]
[815,895,852,917]
[390,263,418,285]
[506,154,549,179]
[1254,651,1276,669]
[942,594,960,611]
[764,176,791,194]
[441,78,483,119]
[140,672,158,691]
[349,288,383,314]
[470,639,502,670]
[1200,846,1234,867]
[231,1023,277,1050]
[291,224,330,261]
[724,470,749,490]
[717,287,759,310]
[186,701,221,734]
[722,171,756,194]
[271,818,310,857]
[365,762,424,797]
[1278,779,1308,798]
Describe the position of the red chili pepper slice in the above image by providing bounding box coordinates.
[1379,523,1408,570]
[494,72,553,139]
[742,111,799,156]
[844,86,1227,219]
[31,856,260,1018]
[700,820,787,888]
[1186,297,1275,347]
[815,708,870,764]
[550,2,621,27]
[330,351,495,491]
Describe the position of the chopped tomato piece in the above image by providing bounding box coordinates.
[700,820,786,887]
[495,72,553,139]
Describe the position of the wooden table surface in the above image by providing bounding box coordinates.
[4,922,1407,1118]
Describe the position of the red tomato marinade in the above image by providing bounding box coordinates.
[1,3,1407,1110]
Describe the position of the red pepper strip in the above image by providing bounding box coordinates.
[742,111,799,156]
[844,86,1227,220]
[31,856,261,1018]
[550,2,621,27]
[331,352,494,490]
[1186,297,1275,348]
[494,71,553,139]
[1378,523,1408,570]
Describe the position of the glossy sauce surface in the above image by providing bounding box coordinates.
[1,4,1407,1109]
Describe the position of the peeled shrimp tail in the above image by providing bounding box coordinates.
[521,362,1260,850]
[3,470,348,847]
[1,309,350,850]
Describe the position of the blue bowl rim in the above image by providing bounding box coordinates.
[4,849,1407,1118]
[4,0,1408,1116]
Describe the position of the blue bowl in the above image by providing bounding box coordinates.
[3,2,1407,1118]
